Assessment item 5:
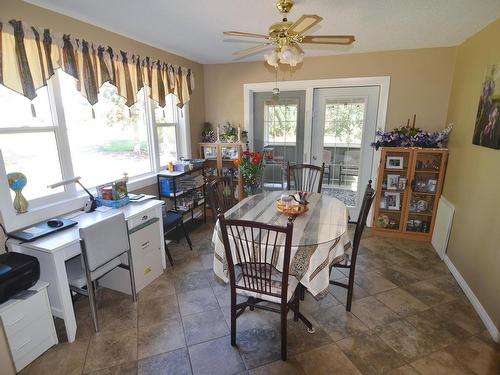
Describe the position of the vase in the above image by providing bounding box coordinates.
[244,180,263,196]
[7,172,29,214]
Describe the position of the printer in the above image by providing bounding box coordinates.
[0,253,40,304]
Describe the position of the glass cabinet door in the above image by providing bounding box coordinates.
[404,151,444,234]
[375,149,412,232]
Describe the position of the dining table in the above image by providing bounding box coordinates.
[212,190,350,299]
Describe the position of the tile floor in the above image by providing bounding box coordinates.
[20,222,500,375]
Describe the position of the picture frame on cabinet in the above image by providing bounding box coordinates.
[387,174,400,190]
[398,177,407,191]
[386,156,404,169]
[385,192,400,211]
[427,179,437,193]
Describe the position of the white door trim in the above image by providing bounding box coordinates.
[243,76,391,224]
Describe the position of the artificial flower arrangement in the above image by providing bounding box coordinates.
[233,148,273,193]
[371,124,453,150]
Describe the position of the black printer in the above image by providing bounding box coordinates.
[0,253,40,304]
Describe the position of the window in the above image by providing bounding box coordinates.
[264,99,298,144]
[0,71,184,216]
[324,100,365,146]
[0,85,64,201]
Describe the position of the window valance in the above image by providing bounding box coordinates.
[0,19,194,108]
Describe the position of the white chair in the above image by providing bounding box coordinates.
[65,213,137,332]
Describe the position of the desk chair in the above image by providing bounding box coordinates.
[286,162,325,193]
[162,207,193,267]
[218,214,313,361]
[330,180,375,311]
[65,213,137,332]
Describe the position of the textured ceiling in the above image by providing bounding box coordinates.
[26,0,500,64]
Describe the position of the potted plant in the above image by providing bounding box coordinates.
[220,122,238,143]
[234,148,273,195]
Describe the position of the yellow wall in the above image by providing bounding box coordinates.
[443,18,500,328]
[1,0,206,152]
[204,47,457,132]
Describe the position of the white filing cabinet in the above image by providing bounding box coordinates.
[99,208,163,294]
[0,281,58,372]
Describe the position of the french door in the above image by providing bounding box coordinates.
[311,86,380,219]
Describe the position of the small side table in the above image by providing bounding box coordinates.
[0,281,58,372]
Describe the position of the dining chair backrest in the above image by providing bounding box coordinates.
[352,180,376,255]
[205,176,237,220]
[286,163,325,193]
[79,213,130,273]
[218,214,294,304]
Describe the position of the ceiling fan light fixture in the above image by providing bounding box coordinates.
[265,50,279,68]
[278,45,303,67]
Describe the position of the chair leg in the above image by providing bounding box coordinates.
[165,244,174,267]
[346,266,355,312]
[87,277,99,333]
[127,249,138,303]
[281,304,288,361]
[230,294,237,346]
[299,284,305,301]
[293,293,299,322]
[180,221,193,250]
[175,224,180,243]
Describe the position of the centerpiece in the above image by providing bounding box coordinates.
[233,148,273,195]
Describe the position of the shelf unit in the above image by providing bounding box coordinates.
[372,147,448,242]
[199,142,244,202]
[157,165,207,223]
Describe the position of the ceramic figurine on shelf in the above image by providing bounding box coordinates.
[7,172,28,213]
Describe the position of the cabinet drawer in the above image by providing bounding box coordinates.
[8,312,55,366]
[127,208,159,229]
[0,291,46,337]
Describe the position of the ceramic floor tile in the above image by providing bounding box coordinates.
[138,348,192,375]
[183,308,229,345]
[410,350,475,375]
[249,358,306,375]
[401,279,457,306]
[138,294,180,328]
[375,288,429,316]
[337,331,406,374]
[86,361,138,375]
[138,274,176,302]
[385,365,420,375]
[174,270,210,293]
[425,275,466,298]
[299,292,342,314]
[311,304,368,341]
[431,299,485,335]
[220,305,281,332]
[236,327,282,369]
[84,328,137,373]
[188,336,246,375]
[329,277,369,304]
[295,343,361,375]
[137,317,186,359]
[177,287,219,316]
[445,335,500,375]
[350,296,400,329]
[20,338,89,375]
[373,319,441,361]
[286,319,333,356]
[354,271,398,295]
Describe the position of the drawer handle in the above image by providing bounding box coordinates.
[141,241,151,249]
[6,314,25,327]
[142,215,149,221]
[14,337,32,351]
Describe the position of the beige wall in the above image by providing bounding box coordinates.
[443,19,500,328]
[1,0,206,153]
[204,47,457,133]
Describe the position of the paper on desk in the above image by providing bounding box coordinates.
[95,206,113,212]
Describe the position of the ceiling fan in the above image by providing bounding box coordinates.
[223,0,355,67]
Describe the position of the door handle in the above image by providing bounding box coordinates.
[312,156,317,160]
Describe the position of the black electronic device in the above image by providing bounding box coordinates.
[8,217,77,242]
[0,252,40,304]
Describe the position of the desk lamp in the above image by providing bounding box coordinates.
[48,177,97,212]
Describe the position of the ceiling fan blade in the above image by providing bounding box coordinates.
[232,43,273,57]
[223,31,269,39]
[301,35,355,45]
[287,15,323,35]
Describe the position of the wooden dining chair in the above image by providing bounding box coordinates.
[286,162,325,193]
[205,176,237,222]
[218,213,314,361]
[330,180,376,311]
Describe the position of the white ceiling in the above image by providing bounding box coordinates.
[26,0,500,64]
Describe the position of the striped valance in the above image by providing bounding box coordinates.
[0,19,194,108]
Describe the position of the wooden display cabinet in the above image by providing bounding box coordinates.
[372,147,448,241]
[199,142,244,201]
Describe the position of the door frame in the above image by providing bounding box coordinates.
[244,76,390,225]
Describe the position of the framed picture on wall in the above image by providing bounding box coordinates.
[386,156,404,169]
[472,64,500,149]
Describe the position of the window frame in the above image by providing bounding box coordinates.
[0,73,187,232]
[263,99,299,146]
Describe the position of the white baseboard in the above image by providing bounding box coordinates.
[443,255,499,343]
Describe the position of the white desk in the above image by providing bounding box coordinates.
[8,198,166,343]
